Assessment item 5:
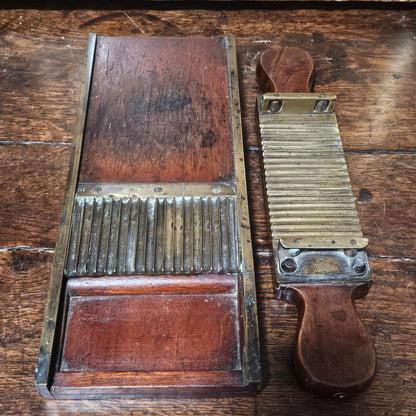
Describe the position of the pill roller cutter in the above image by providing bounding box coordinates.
[257,47,376,398]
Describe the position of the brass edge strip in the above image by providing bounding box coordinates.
[280,237,369,250]
[76,182,237,198]
[35,33,97,397]
[226,34,261,386]
[259,93,337,114]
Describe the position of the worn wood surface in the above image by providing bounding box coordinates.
[79,36,234,184]
[0,5,415,415]
[290,283,376,398]
[42,34,259,398]
[256,47,315,93]
[61,277,241,372]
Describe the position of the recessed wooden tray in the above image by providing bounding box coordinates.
[35,34,260,399]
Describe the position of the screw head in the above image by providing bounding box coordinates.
[344,248,358,257]
[314,100,329,112]
[281,258,297,273]
[352,257,367,275]
[268,100,282,112]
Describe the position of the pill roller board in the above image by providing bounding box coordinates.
[35,34,260,399]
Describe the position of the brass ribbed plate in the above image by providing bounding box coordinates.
[258,93,367,250]
[65,195,239,276]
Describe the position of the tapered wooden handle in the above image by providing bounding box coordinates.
[256,47,315,93]
[288,284,376,398]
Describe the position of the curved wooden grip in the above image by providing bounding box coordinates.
[256,47,315,93]
[289,284,376,398]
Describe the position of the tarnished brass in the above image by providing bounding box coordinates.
[258,93,368,250]
[260,93,336,114]
[75,182,236,198]
[65,195,240,277]
[258,93,371,285]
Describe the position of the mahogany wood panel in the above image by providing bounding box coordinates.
[1,5,416,415]
[79,36,234,183]
[60,275,241,373]
[62,294,240,372]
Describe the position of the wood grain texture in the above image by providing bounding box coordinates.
[289,284,376,398]
[62,294,240,371]
[61,275,241,373]
[52,370,246,399]
[0,144,71,248]
[79,36,233,183]
[256,47,314,93]
[0,32,85,144]
[0,5,415,415]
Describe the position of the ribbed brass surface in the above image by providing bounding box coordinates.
[259,93,366,249]
[65,196,239,276]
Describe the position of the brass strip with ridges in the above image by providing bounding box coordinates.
[259,93,365,249]
[183,197,194,274]
[174,197,184,273]
[126,198,138,274]
[65,196,240,276]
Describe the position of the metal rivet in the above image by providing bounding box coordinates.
[314,100,329,112]
[281,258,297,273]
[268,100,282,112]
[154,186,164,193]
[352,257,366,275]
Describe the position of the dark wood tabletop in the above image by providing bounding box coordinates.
[1,3,415,415]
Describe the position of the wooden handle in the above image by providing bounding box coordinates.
[256,47,315,93]
[286,284,376,398]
